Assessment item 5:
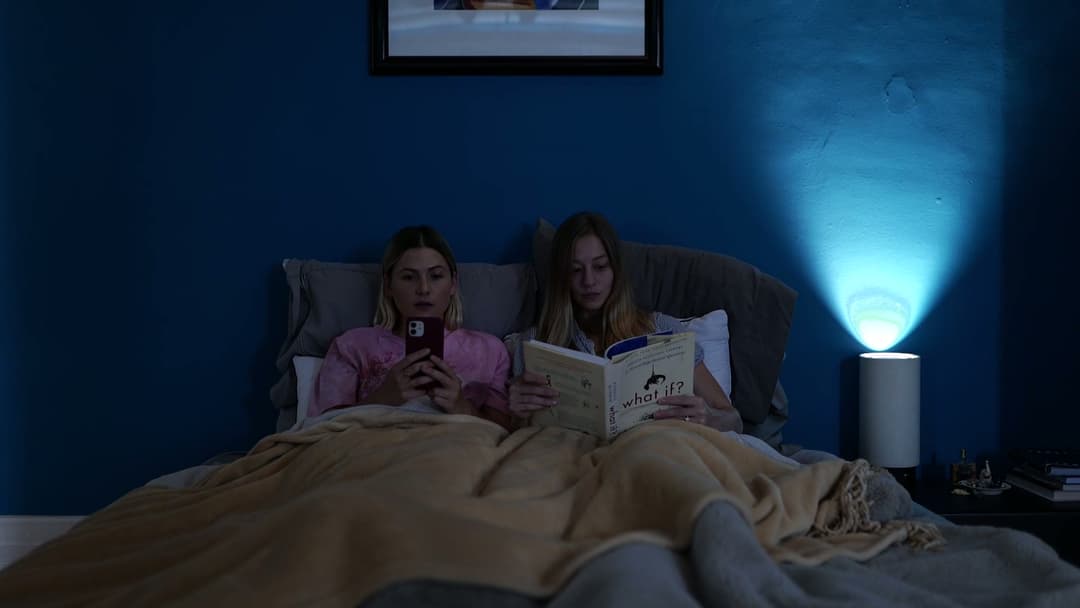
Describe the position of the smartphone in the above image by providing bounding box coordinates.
[405,317,444,390]
[405,316,444,361]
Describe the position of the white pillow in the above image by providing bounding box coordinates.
[292,355,325,428]
[684,310,732,399]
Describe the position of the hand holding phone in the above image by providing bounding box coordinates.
[363,348,435,406]
[420,354,471,415]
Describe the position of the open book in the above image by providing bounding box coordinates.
[522,331,696,440]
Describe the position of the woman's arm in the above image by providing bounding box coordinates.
[651,313,741,431]
[478,342,517,431]
[309,338,361,418]
[694,362,743,433]
[504,328,559,421]
[429,335,516,431]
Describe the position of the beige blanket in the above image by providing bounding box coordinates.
[0,409,939,607]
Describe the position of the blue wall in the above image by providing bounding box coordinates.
[2,1,1076,515]
[1000,2,1080,451]
[1,0,14,508]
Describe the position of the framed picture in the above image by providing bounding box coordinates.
[370,1,662,75]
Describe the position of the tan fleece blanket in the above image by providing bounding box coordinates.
[0,409,939,607]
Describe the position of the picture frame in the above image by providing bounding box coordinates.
[370,1,662,75]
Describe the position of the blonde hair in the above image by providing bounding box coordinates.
[373,225,463,332]
[537,212,653,353]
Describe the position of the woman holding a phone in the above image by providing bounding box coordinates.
[309,225,513,429]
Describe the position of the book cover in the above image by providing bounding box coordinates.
[1005,472,1080,502]
[522,331,696,440]
[1009,448,1080,476]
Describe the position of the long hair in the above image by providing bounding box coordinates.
[537,212,653,352]
[373,225,463,332]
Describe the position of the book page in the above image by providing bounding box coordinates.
[522,341,608,437]
[610,332,696,435]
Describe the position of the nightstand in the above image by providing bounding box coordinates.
[910,480,1080,566]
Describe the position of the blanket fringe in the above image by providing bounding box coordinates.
[809,459,945,551]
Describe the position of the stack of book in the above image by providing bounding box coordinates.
[1006,449,1080,502]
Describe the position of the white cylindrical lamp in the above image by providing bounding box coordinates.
[859,352,921,486]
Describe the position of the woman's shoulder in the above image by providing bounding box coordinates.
[451,328,508,349]
[501,326,537,348]
[449,328,512,365]
[453,326,537,342]
[651,311,686,331]
[333,326,395,348]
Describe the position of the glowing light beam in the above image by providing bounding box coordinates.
[736,3,1002,350]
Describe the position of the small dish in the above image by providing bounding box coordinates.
[958,479,1011,496]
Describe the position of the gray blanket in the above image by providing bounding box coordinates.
[363,502,1080,608]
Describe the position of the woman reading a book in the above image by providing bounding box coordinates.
[507,212,743,433]
[310,225,514,430]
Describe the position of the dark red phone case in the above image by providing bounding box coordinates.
[405,317,444,390]
[405,317,444,360]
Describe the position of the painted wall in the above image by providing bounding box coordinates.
[1,1,1074,515]
[1,0,14,509]
[999,2,1080,451]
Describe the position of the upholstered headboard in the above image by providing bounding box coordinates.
[269,219,797,435]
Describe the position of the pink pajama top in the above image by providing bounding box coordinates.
[309,326,511,419]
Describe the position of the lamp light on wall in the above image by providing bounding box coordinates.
[847,289,911,352]
[859,352,921,487]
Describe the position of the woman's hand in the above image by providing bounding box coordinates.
[656,393,743,432]
[654,362,744,432]
[508,371,559,418]
[655,394,709,425]
[420,355,475,415]
[363,348,435,406]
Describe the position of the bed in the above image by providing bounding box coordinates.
[1,219,1078,607]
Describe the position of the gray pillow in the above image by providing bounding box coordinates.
[532,218,796,426]
[269,259,537,428]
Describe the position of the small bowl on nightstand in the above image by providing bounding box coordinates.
[958,479,1012,496]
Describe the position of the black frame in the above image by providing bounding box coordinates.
[370,1,662,75]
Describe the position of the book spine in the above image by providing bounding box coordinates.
[1006,473,1054,500]
[1006,473,1080,502]
[1015,465,1080,489]
[604,366,618,440]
